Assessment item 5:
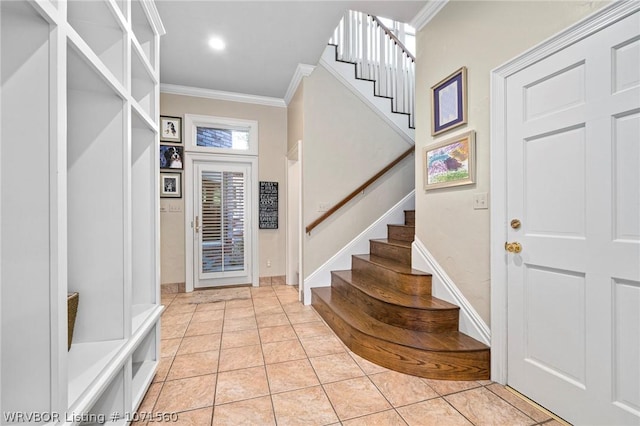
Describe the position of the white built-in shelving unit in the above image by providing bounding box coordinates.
[0,0,164,422]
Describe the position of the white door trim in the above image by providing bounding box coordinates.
[185,152,259,292]
[489,0,640,384]
[286,141,304,302]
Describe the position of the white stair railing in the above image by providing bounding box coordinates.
[329,11,415,129]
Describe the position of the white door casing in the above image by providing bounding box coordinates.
[491,2,640,425]
[185,153,258,290]
[184,115,259,291]
[286,141,303,299]
[193,160,254,288]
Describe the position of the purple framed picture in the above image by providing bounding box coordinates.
[431,67,467,136]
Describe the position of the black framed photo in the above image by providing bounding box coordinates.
[431,67,467,136]
[160,145,183,170]
[160,116,182,143]
[160,172,181,198]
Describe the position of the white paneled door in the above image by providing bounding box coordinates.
[193,160,254,288]
[505,11,640,425]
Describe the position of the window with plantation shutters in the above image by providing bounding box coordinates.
[200,170,246,275]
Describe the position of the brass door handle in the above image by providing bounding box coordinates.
[504,242,522,253]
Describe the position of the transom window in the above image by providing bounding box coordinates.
[185,114,258,156]
[196,126,249,150]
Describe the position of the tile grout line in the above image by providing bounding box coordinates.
[154,286,553,426]
[250,286,279,426]
[484,384,546,425]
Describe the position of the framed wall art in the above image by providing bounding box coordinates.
[424,130,476,190]
[160,172,182,198]
[431,67,467,136]
[160,145,184,169]
[160,115,182,143]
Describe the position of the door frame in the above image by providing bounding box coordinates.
[286,141,304,300]
[489,0,639,384]
[184,152,259,291]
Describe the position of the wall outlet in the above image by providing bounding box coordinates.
[473,193,489,210]
[266,260,272,268]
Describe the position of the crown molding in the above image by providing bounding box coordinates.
[411,0,449,32]
[160,84,287,108]
[284,64,315,105]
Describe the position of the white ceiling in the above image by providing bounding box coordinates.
[156,1,428,99]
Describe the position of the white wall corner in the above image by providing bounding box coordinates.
[160,83,286,108]
[412,236,491,345]
[284,64,315,105]
[411,0,449,32]
[303,191,415,304]
[319,45,415,145]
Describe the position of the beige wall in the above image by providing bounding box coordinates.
[160,93,288,285]
[287,82,304,154]
[414,1,608,324]
[303,65,415,274]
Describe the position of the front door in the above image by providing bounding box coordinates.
[193,160,254,288]
[505,11,639,425]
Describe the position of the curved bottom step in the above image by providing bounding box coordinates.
[312,287,490,381]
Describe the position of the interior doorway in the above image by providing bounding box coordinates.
[287,141,303,301]
[491,4,639,425]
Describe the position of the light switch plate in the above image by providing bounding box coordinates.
[473,193,488,210]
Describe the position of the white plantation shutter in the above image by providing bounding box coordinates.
[201,170,246,274]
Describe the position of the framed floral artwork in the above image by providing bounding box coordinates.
[424,130,476,190]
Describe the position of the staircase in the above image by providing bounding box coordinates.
[328,11,416,130]
[311,210,490,380]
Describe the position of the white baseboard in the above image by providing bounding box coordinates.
[412,237,491,345]
[303,191,415,304]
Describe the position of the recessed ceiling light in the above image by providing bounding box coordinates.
[208,37,226,51]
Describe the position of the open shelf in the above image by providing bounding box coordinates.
[84,366,126,425]
[131,0,156,68]
[67,44,126,345]
[132,304,157,334]
[67,0,126,86]
[0,0,57,414]
[131,326,158,410]
[132,108,158,312]
[113,0,129,23]
[131,43,156,118]
[1,0,164,419]
[68,339,127,410]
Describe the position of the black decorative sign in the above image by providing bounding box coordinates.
[259,181,278,229]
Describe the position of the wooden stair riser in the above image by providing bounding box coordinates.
[312,291,490,380]
[352,255,432,296]
[404,210,415,226]
[370,240,411,265]
[388,224,414,242]
[331,272,459,333]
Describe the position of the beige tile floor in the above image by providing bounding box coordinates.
[137,282,561,425]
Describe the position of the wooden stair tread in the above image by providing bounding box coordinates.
[313,287,488,353]
[333,270,458,311]
[388,224,415,232]
[370,238,412,248]
[354,254,428,276]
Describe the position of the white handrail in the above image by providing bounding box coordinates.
[329,11,415,128]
